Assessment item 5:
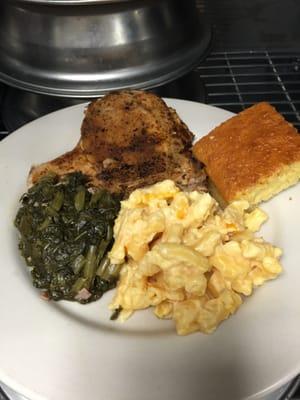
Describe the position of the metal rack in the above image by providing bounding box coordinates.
[197,50,300,130]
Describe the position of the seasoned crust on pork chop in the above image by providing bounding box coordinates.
[29,91,206,195]
[80,90,193,162]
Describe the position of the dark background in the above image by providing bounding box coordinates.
[198,0,300,51]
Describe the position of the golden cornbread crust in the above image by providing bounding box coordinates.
[193,102,300,204]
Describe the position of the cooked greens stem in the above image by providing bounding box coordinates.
[51,191,64,211]
[45,206,58,217]
[74,186,86,211]
[89,190,104,206]
[96,255,110,277]
[72,254,86,274]
[38,215,52,231]
[19,215,31,235]
[83,245,97,285]
[74,230,87,242]
[102,262,122,281]
[110,306,122,321]
[71,276,88,294]
[106,224,113,241]
[96,239,110,266]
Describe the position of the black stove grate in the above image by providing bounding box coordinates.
[197,50,300,129]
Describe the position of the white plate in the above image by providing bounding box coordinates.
[0,99,299,400]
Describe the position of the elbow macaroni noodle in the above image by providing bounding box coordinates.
[109,180,282,335]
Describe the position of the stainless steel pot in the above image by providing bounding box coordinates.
[0,0,211,97]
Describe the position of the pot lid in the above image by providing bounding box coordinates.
[0,2,212,98]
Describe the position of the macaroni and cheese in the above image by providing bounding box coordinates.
[109,180,282,335]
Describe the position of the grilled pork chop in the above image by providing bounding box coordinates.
[29,91,206,195]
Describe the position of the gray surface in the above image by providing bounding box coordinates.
[198,0,300,51]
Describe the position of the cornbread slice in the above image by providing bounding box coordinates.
[193,102,300,205]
